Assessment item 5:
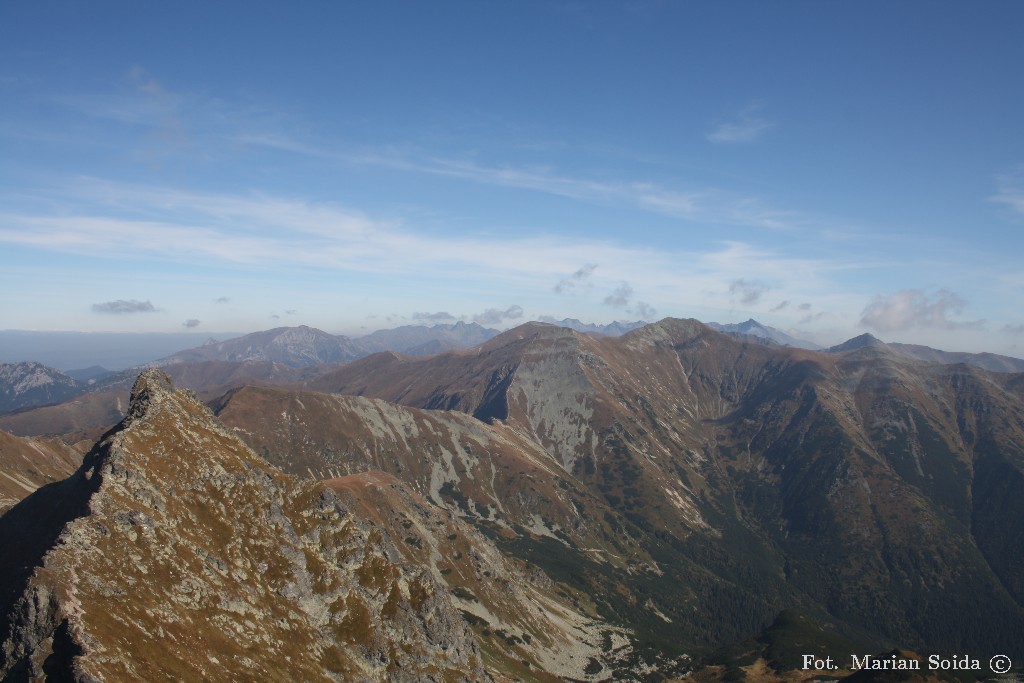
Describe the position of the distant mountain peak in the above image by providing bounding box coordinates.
[829,332,886,353]
[706,318,820,350]
[0,361,81,414]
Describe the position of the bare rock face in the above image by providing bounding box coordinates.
[0,369,484,681]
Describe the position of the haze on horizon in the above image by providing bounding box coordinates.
[2,1,1023,355]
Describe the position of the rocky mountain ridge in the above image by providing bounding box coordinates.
[0,370,489,681]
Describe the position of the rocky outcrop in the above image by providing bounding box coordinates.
[0,369,485,681]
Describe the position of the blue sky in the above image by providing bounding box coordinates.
[2,1,1023,354]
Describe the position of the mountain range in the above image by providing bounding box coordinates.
[299,320,1024,660]
[0,320,647,424]
[5,320,1021,428]
[156,322,502,367]
[2,318,1024,679]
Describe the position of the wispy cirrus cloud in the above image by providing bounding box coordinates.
[990,167,1024,216]
[239,135,800,230]
[706,102,773,144]
[45,73,797,231]
[410,156,798,229]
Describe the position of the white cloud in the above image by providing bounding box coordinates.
[0,179,871,338]
[859,289,984,332]
[473,305,523,325]
[0,179,682,283]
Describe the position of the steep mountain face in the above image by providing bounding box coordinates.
[0,430,81,513]
[0,370,486,681]
[307,319,1024,662]
[0,363,83,414]
[212,386,596,537]
[212,385,688,678]
[323,471,641,681]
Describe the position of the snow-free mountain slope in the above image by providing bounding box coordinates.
[0,430,81,513]
[0,370,486,681]
[0,362,83,414]
[307,318,1024,660]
